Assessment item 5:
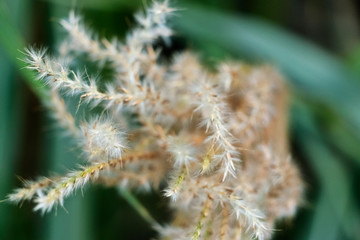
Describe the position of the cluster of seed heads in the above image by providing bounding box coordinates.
[8,1,303,239]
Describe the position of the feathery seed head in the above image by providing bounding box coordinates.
[80,117,127,162]
[9,1,303,239]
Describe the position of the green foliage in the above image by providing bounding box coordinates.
[175,3,360,240]
[1,0,360,239]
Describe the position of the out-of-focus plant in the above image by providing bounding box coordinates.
[174,3,360,239]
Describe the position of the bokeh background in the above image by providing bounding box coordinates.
[1,0,360,239]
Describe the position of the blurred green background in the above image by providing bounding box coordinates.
[1,0,360,239]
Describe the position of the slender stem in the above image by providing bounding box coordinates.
[117,187,158,226]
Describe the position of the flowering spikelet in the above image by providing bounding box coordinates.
[167,135,196,168]
[194,79,240,179]
[80,117,127,162]
[8,1,303,239]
